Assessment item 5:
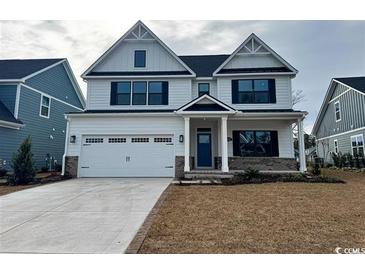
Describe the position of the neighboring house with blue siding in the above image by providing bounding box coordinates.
[312,76,365,162]
[0,59,85,171]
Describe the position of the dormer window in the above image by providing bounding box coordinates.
[134,50,146,68]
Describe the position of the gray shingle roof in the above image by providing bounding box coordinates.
[334,76,365,93]
[179,55,230,77]
[0,101,22,124]
[0,59,64,80]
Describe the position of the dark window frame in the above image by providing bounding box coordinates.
[148,81,168,105]
[111,81,131,105]
[233,130,279,157]
[232,79,276,104]
[132,81,147,105]
[198,83,210,96]
[134,50,146,68]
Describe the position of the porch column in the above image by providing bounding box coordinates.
[221,116,229,172]
[184,116,190,172]
[297,118,307,172]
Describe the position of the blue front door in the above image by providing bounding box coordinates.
[197,133,212,167]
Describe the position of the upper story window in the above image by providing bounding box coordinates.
[148,82,169,105]
[134,50,146,68]
[351,134,364,156]
[111,81,168,106]
[334,101,341,122]
[198,83,210,96]
[132,82,147,105]
[39,95,50,118]
[110,82,131,105]
[232,79,276,104]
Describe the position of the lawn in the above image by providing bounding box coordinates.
[138,169,365,254]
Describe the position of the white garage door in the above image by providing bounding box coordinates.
[79,135,174,177]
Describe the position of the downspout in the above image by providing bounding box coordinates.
[61,116,70,176]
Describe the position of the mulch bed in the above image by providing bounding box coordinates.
[137,169,365,254]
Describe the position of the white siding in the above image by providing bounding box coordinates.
[67,116,185,157]
[224,54,284,69]
[93,40,186,72]
[227,120,294,158]
[192,80,217,99]
[87,78,192,110]
[217,76,292,110]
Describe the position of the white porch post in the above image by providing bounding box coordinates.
[221,116,229,172]
[184,116,190,172]
[297,118,307,172]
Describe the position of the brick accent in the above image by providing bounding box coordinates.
[64,156,78,178]
[175,156,194,179]
[215,156,297,171]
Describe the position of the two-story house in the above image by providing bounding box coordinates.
[0,58,85,171]
[63,21,307,178]
[312,77,365,162]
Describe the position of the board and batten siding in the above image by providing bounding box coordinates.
[316,88,365,139]
[66,116,185,157]
[224,54,284,69]
[227,120,294,158]
[0,84,17,115]
[216,75,292,109]
[25,63,84,109]
[316,128,365,163]
[86,78,192,110]
[0,85,80,170]
[93,40,186,72]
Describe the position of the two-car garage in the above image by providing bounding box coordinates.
[79,135,175,177]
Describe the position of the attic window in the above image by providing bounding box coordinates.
[134,50,146,68]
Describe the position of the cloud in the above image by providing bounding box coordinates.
[0,20,364,132]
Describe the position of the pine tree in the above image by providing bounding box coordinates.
[11,136,35,184]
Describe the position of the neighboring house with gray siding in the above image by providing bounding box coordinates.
[312,77,365,162]
[0,59,85,171]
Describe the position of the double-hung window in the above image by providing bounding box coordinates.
[351,134,364,156]
[232,130,279,157]
[40,95,50,118]
[198,83,210,96]
[334,139,338,154]
[334,101,341,122]
[134,50,146,68]
[232,79,275,104]
[148,82,168,105]
[111,82,131,105]
[132,82,147,105]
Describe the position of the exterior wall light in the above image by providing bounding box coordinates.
[227,137,233,142]
[70,135,76,143]
[179,135,184,143]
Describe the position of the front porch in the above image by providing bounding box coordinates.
[174,95,307,178]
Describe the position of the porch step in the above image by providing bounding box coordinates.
[184,170,233,179]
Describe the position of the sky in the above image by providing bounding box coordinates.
[0,20,364,133]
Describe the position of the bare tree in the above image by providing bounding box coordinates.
[292,89,305,106]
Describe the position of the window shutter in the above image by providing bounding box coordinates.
[110,82,117,105]
[271,131,279,156]
[232,80,239,104]
[232,131,240,156]
[162,81,169,105]
[269,79,276,103]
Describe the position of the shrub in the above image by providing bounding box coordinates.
[332,153,340,167]
[354,152,361,169]
[0,168,7,177]
[11,136,35,185]
[346,153,354,168]
[40,166,48,173]
[339,153,347,168]
[312,157,321,176]
[244,167,260,179]
[361,157,365,168]
[55,164,62,172]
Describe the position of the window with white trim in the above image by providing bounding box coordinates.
[334,139,338,154]
[40,95,50,118]
[351,134,364,156]
[334,101,341,122]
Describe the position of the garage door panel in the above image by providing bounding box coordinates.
[79,135,174,177]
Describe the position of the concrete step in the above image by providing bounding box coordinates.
[184,171,233,179]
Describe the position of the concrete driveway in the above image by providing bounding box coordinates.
[0,178,170,253]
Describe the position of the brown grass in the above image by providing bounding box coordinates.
[139,169,365,254]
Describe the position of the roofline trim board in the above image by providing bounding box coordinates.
[333,79,365,96]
